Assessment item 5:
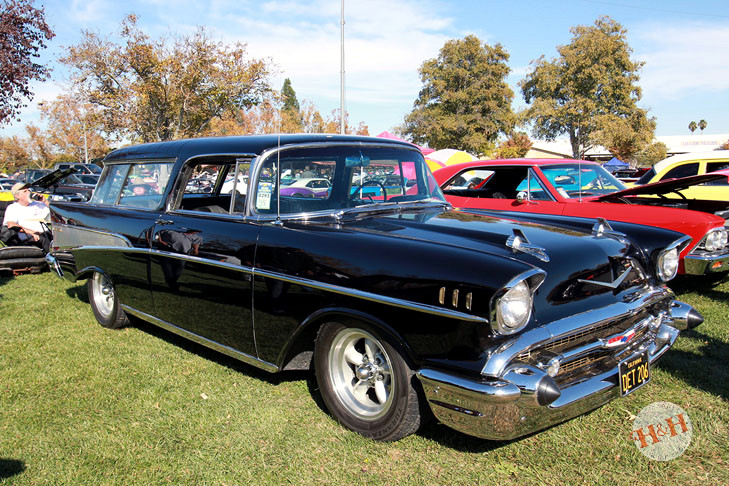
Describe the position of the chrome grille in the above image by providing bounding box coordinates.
[515,312,656,386]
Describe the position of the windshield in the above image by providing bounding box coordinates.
[540,164,627,198]
[252,145,445,216]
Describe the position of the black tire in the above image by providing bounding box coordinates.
[314,321,421,441]
[87,271,129,329]
[0,246,45,259]
[0,257,46,268]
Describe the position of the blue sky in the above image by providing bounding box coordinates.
[3,0,729,140]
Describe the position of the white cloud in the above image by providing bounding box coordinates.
[636,22,729,99]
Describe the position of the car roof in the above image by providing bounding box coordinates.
[652,150,729,174]
[103,134,415,163]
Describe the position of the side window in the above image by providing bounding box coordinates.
[443,170,494,191]
[660,163,699,181]
[254,159,279,215]
[703,162,729,186]
[118,162,174,209]
[516,171,553,201]
[90,165,129,205]
[185,165,221,194]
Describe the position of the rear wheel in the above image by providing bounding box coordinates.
[87,272,129,329]
[314,321,421,441]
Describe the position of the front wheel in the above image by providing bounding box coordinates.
[314,322,422,441]
[87,272,129,329]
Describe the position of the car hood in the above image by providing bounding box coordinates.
[592,169,729,200]
[30,168,77,188]
[338,207,652,326]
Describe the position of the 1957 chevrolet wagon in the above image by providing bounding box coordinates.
[46,134,702,441]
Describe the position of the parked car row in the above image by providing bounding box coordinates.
[41,134,715,443]
[434,158,729,277]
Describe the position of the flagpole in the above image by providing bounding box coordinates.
[340,0,345,135]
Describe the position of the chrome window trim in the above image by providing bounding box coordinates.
[121,305,278,373]
[249,141,427,218]
[172,153,258,213]
[92,159,176,208]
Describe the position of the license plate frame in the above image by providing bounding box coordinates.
[619,351,650,396]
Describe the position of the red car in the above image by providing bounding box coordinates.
[434,159,729,276]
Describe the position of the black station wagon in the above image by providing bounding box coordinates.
[46,134,702,441]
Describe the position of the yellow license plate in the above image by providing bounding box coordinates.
[619,351,650,396]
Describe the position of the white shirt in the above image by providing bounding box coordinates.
[3,201,50,235]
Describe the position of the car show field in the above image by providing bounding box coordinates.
[0,272,727,484]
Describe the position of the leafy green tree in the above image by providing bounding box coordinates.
[698,119,707,133]
[635,141,668,166]
[404,35,515,155]
[590,111,655,163]
[60,14,271,142]
[0,0,54,125]
[688,121,697,133]
[520,16,650,159]
[280,78,303,131]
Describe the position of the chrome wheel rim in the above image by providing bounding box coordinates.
[328,328,394,420]
[92,272,115,319]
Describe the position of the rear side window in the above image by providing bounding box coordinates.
[660,163,699,181]
[704,162,729,186]
[91,162,174,208]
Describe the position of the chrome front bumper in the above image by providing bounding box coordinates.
[415,297,699,441]
[683,251,729,274]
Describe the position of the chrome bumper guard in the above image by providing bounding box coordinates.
[416,296,699,441]
[683,251,729,274]
[45,253,64,279]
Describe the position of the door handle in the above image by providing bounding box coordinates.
[155,218,174,225]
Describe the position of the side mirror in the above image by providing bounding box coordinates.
[516,191,528,203]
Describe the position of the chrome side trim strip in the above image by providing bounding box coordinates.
[253,267,489,323]
[67,245,485,322]
[121,305,278,373]
[52,223,133,249]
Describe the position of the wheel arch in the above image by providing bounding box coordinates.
[277,306,418,371]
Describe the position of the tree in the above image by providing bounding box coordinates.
[688,121,697,133]
[280,79,304,132]
[520,16,650,159]
[59,14,271,142]
[590,111,655,163]
[698,119,707,133]
[403,35,515,155]
[0,0,54,125]
[635,141,668,166]
[494,132,533,159]
[39,93,111,163]
[0,135,30,172]
[206,96,368,137]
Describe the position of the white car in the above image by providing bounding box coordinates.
[282,177,331,196]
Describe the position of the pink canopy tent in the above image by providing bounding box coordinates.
[376,131,435,156]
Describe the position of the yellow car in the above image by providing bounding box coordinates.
[634,150,729,201]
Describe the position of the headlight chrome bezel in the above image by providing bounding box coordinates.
[700,227,729,253]
[490,269,546,336]
[656,235,692,282]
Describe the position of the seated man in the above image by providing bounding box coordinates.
[1,182,51,253]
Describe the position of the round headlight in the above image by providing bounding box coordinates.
[495,280,532,334]
[704,230,723,252]
[657,247,680,282]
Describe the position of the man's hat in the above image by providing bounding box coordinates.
[10,182,31,197]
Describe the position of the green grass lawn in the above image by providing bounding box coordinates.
[1,272,727,485]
